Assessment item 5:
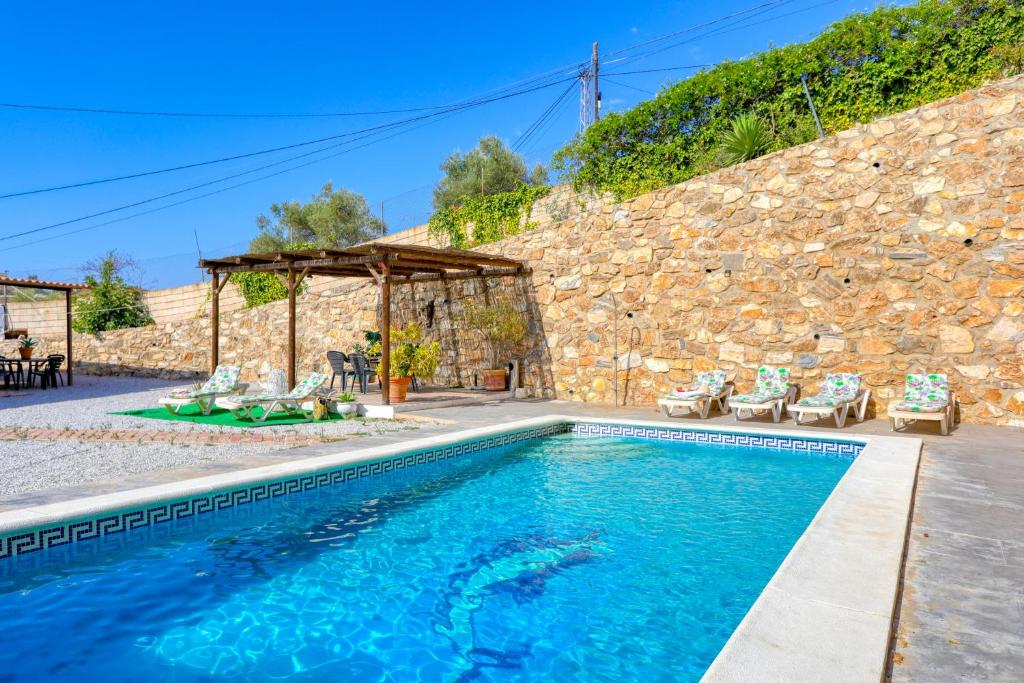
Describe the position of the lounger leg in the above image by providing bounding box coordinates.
[835,405,848,429]
[889,417,897,432]
[699,398,710,419]
[940,415,948,436]
[771,402,781,423]
[734,407,742,422]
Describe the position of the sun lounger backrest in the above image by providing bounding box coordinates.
[200,365,240,394]
[904,373,948,404]
[286,372,329,399]
[754,367,790,395]
[820,373,861,401]
[693,370,727,395]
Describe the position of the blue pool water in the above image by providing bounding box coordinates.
[0,433,852,681]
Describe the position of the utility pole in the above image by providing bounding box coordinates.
[480,165,485,195]
[580,41,601,131]
[380,201,386,236]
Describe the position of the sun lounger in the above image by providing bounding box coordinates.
[728,367,795,423]
[888,373,956,435]
[158,365,242,415]
[217,372,329,422]
[787,372,869,428]
[657,370,732,418]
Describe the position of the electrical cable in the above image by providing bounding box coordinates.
[512,81,578,153]
[0,76,579,200]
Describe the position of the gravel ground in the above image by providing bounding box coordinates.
[0,375,419,497]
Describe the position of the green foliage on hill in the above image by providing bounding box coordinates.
[553,0,1024,199]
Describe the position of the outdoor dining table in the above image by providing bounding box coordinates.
[0,356,57,390]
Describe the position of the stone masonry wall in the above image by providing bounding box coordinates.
[37,76,1024,425]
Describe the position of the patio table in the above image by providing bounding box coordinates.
[1,357,56,389]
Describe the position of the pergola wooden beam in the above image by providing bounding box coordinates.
[199,244,526,403]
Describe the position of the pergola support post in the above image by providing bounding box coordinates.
[65,289,74,386]
[210,271,220,373]
[287,267,297,390]
[380,263,391,405]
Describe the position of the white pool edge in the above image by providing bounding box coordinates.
[0,415,920,682]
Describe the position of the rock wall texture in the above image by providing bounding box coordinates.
[38,75,1024,425]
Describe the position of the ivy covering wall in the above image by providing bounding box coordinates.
[553,0,1024,198]
[427,184,550,248]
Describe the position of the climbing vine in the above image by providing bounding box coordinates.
[427,184,550,248]
[553,0,1024,199]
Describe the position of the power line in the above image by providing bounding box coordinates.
[512,81,578,153]
[0,75,579,201]
[521,85,579,158]
[0,59,589,121]
[603,0,793,57]
[604,64,712,76]
[603,78,656,96]
[0,106,470,254]
[0,101,448,119]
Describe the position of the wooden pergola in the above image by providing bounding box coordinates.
[0,276,89,386]
[199,243,527,404]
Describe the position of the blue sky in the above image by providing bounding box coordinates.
[1,0,883,288]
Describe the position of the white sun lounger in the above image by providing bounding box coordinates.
[218,373,329,422]
[728,367,795,423]
[158,365,242,415]
[786,372,870,428]
[887,373,956,435]
[657,370,732,419]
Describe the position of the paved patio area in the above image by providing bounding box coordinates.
[0,392,1020,679]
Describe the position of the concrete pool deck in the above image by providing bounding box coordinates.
[0,397,1021,679]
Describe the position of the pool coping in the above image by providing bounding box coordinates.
[0,415,920,681]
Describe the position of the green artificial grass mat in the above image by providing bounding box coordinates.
[112,404,351,428]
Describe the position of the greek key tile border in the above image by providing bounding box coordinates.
[568,422,863,459]
[1,420,861,561]
[0,422,568,561]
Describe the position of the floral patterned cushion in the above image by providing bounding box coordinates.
[230,373,329,404]
[755,366,790,396]
[894,373,949,412]
[894,399,948,413]
[732,391,785,404]
[732,367,790,404]
[797,373,861,407]
[287,373,329,399]
[170,365,240,398]
[666,370,727,399]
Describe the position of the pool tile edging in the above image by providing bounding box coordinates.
[0,418,863,561]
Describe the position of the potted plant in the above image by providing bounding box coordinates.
[18,336,36,360]
[352,330,382,359]
[461,302,527,391]
[388,323,441,402]
[334,391,358,417]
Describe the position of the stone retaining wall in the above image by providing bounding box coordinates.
[37,75,1024,425]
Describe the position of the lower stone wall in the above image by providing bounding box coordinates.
[35,75,1024,425]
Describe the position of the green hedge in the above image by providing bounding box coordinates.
[553,0,1024,198]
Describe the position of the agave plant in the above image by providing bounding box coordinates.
[719,113,773,166]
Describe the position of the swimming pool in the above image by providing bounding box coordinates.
[0,421,863,681]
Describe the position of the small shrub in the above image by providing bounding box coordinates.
[719,114,773,166]
[73,252,154,333]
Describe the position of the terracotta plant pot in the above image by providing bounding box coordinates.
[18,347,33,360]
[482,368,507,391]
[389,376,410,403]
